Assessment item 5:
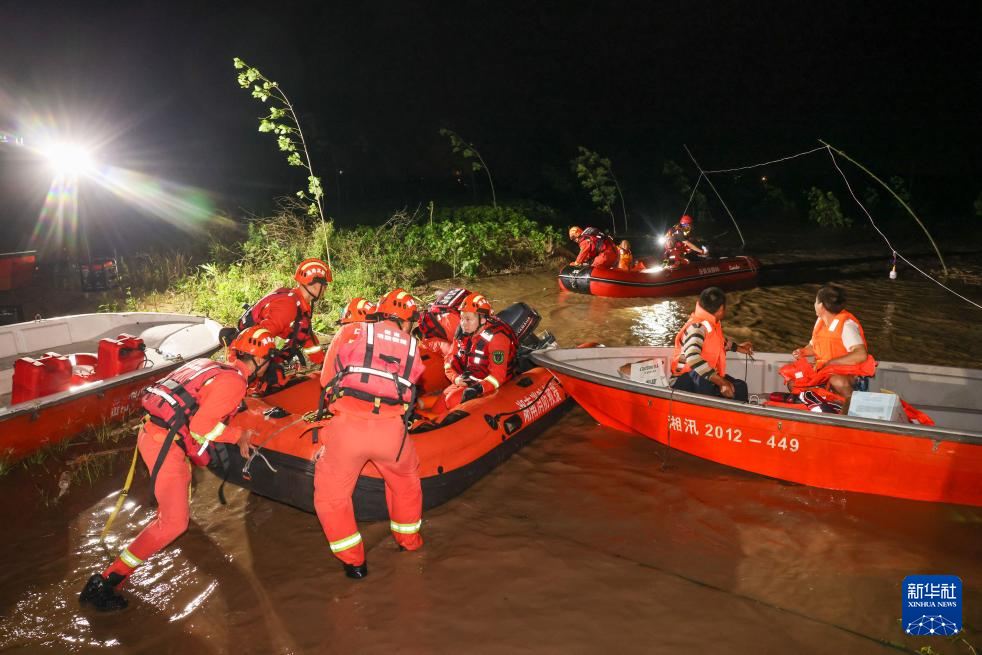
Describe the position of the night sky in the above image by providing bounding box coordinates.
[1,0,980,251]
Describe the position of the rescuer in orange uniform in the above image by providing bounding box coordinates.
[337,297,376,326]
[315,288,426,579]
[662,215,708,266]
[670,286,753,401]
[616,239,646,271]
[237,257,331,391]
[436,293,519,411]
[79,327,276,611]
[568,226,618,269]
[790,285,876,413]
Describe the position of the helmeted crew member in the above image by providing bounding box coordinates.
[315,288,426,579]
[79,327,276,611]
[437,293,519,411]
[416,288,472,361]
[791,285,875,413]
[670,286,753,401]
[616,239,647,271]
[338,297,376,326]
[237,257,331,391]
[662,215,707,266]
[569,226,618,269]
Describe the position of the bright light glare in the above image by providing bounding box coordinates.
[642,265,664,273]
[657,235,666,246]
[43,142,95,175]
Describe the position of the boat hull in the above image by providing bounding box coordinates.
[557,256,760,298]
[535,348,982,506]
[210,367,572,520]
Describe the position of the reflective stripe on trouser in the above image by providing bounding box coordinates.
[104,424,192,581]
[313,410,423,566]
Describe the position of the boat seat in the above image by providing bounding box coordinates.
[11,352,73,404]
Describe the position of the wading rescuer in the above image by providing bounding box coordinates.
[789,285,877,413]
[79,327,275,611]
[435,293,518,411]
[662,215,707,266]
[569,226,618,269]
[670,286,753,401]
[237,257,331,391]
[315,288,425,579]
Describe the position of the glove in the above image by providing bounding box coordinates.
[461,382,483,402]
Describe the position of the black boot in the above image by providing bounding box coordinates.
[343,562,368,579]
[79,573,128,611]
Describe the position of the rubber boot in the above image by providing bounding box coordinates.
[343,562,368,580]
[79,572,128,611]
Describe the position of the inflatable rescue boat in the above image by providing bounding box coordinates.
[210,303,572,520]
[558,255,760,298]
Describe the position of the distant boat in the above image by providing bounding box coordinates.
[533,346,982,507]
[1,312,225,460]
[558,256,760,298]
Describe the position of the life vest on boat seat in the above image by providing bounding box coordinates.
[11,352,73,404]
[779,355,877,394]
[95,333,146,379]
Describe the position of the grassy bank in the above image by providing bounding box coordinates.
[124,203,564,331]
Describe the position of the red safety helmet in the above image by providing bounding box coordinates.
[338,297,376,325]
[679,215,693,226]
[460,292,493,316]
[374,288,420,322]
[568,226,583,240]
[295,258,332,286]
[229,326,277,360]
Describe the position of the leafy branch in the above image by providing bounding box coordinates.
[439,128,496,207]
[233,57,325,228]
[572,146,628,233]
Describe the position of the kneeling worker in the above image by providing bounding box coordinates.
[315,288,425,579]
[670,286,753,401]
[568,226,618,269]
[80,327,275,611]
[438,293,518,410]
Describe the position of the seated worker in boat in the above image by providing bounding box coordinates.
[316,288,425,579]
[662,215,708,267]
[670,286,753,401]
[416,288,473,361]
[790,285,876,414]
[237,258,331,392]
[616,239,647,271]
[435,292,519,412]
[568,225,618,269]
[79,327,275,611]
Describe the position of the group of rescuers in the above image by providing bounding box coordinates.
[568,214,709,271]
[81,258,523,610]
[80,249,871,611]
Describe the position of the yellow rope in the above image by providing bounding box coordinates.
[99,445,140,542]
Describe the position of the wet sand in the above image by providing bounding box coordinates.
[1,255,980,654]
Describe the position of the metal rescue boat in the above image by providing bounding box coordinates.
[557,256,760,298]
[533,347,982,506]
[0,312,225,460]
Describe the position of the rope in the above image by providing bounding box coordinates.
[702,146,827,174]
[825,147,982,311]
[680,171,705,217]
[684,145,746,248]
[99,445,141,542]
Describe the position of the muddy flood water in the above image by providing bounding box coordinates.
[1,251,980,654]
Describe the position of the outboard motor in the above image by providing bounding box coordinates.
[497,302,557,372]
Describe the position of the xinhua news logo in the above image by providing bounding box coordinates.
[903,575,961,636]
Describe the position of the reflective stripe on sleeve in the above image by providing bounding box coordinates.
[329,531,363,553]
[390,519,422,534]
[119,548,144,568]
[483,375,500,389]
[191,422,226,445]
[303,345,323,355]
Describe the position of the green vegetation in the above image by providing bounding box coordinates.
[806,187,852,228]
[571,146,628,233]
[439,129,497,207]
[143,204,561,332]
[233,58,326,225]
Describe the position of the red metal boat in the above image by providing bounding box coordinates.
[1,312,224,460]
[557,256,760,298]
[533,346,982,506]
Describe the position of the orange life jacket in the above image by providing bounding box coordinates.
[451,316,519,382]
[811,310,874,370]
[238,287,314,359]
[670,305,727,377]
[329,321,420,416]
[578,228,618,260]
[141,358,245,467]
[617,247,633,271]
